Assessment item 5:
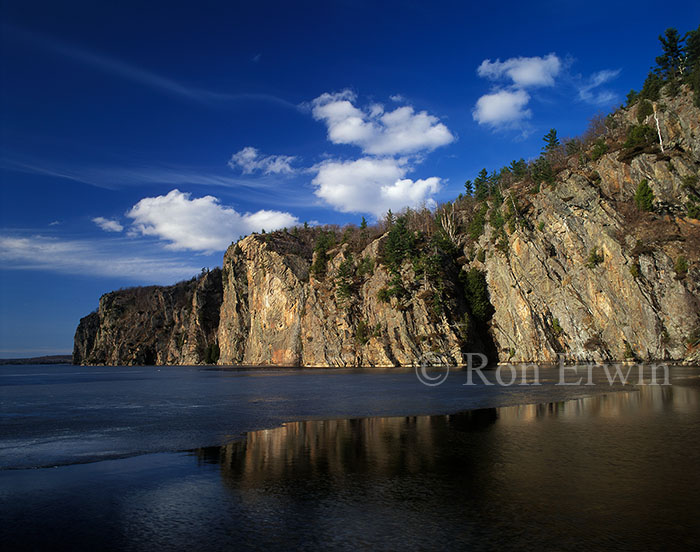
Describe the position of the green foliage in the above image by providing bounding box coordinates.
[385,209,395,227]
[565,139,582,156]
[590,138,609,161]
[634,179,655,211]
[629,264,640,278]
[495,236,509,256]
[623,125,655,149]
[552,318,563,337]
[355,320,380,345]
[655,28,684,80]
[356,256,374,278]
[531,157,555,186]
[639,72,663,102]
[586,248,604,268]
[675,255,688,277]
[476,249,486,263]
[687,200,700,220]
[204,343,220,364]
[464,179,473,195]
[377,274,406,303]
[636,100,654,123]
[382,216,414,272]
[626,89,639,106]
[509,158,528,179]
[468,204,489,241]
[624,342,636,360]
[462,268,493,323]
[311,231,336,277]
[360,217,367,230]
[377,287,392,303]
[538,221,545,232]
[490,208,505,232]
[542,128,560,155]
[474,168,490,200]
[335,253,355,302]
[681,174,699,190]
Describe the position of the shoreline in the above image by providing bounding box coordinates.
[0,385,648,472]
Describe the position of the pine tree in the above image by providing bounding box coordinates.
[464,179,473,195]
[474,168,489,200]
[509,158,527,179]
[634,179,655,211]
[656,28,684,79]
[385,209,394,227]
[360,216,367,230]
[542,128,559,155]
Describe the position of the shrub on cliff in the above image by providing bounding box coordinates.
[462,268,493,323]
[623,124,656,149]
[634,179,655,211]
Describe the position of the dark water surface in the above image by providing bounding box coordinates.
[1,364,700,550]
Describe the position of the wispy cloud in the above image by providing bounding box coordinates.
[0,157,284,191]
[92,217,123,232]
[0,234,202,283]
[577,69,621,105]
[228,147,297,175]
[4,24,296,109]
[477,54,562,88]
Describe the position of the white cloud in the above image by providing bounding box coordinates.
[0,234,201,283]
[6,26,296,109]
[126,189,298,252]
[228,147,297,175]
[49,220,61,226]
[477,54,561,87]
[310,90,454,155]
[578,69,621,105]
[92,216,124,232]
[312,157,440,216]
[472,89,531,127]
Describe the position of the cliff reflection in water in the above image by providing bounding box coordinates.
[193,386,700,550]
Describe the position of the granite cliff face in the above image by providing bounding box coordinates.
[216,233,491,367]
[74,89,700,366]
[73,269,222,365]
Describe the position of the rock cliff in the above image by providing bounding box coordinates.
[73,269,222,365]
[74,88,700,366]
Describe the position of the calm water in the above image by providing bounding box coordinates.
[1,364,700,550]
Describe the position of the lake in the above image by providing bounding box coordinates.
[1,364,699,550]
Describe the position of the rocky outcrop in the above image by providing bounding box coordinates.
[74,89,700,366]
[73,269,222,365]
[216,234,486,367]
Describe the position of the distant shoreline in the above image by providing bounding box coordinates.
[0,355,73,365]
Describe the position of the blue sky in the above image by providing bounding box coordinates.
[1,0,699,357]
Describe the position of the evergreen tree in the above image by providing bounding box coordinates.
[656,27,684,79]
[639,72,663,101]
[634,179,655,211]
[335,253,355,301]
[542,128,560,155]
[382,216,414,272]
[474,168,489,200]
[464,179,473,195]
[509,158,528,179]
[360,216,367,230]
[385,209,395,227]
[686,25,700,68]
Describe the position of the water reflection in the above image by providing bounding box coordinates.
[193,386,700,550]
